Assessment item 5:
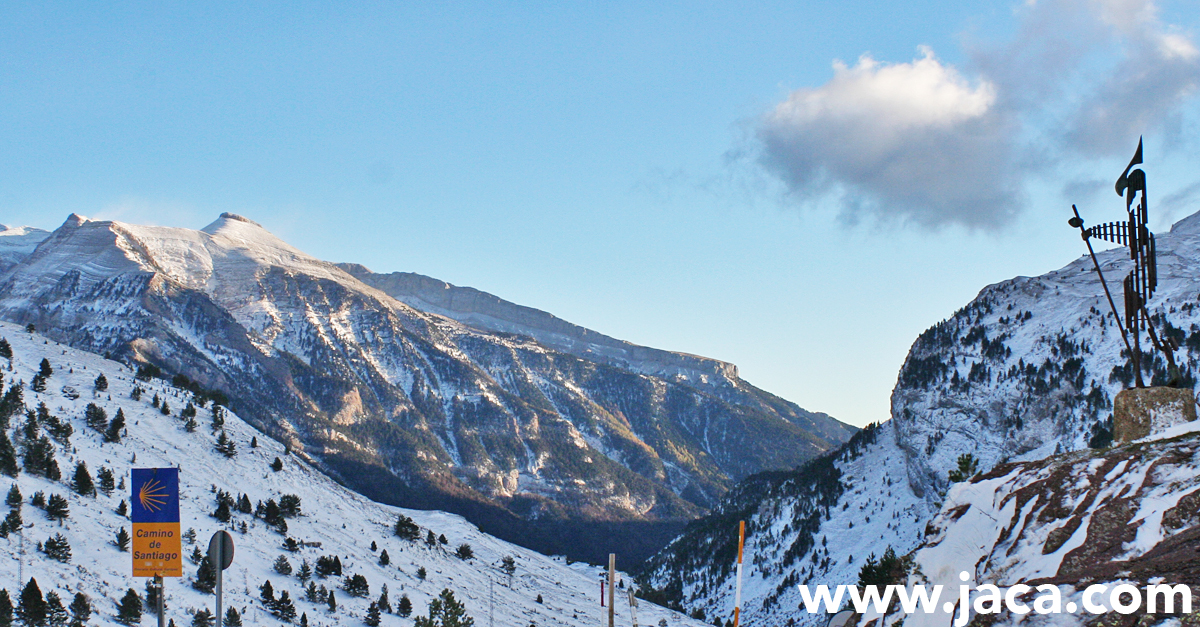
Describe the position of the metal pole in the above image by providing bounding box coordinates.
[215,541,224,627]
[608,554,615,627]
[734,521,745,627]
[155,575,164,627]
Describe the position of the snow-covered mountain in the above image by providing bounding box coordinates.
[0,213,853,564]
[0,320,706,627]
[641,211,1200,626]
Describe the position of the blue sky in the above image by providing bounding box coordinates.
[3,1,1199,427]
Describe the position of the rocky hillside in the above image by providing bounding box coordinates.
[907,421,1200,627]
[640,210,1200,626]
[0,320,707,627]
[0,213,853,564]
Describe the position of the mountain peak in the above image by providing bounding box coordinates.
[63,213,90,227]
[202,211,265,233]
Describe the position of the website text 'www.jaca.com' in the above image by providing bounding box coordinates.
[799,572,1192,626]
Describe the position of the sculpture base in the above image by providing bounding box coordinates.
[1113,387,1196,443]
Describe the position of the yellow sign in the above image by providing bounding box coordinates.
[132,523,183,577]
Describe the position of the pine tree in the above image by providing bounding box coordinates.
[116,527,130,551]
[326,589,336,614]
[426,530,437,546]
[222,607,241,627]
[160,400,171,416]
[190,609,213,627]
[259,580,275,605]
[116,589,141,626]
[45,494,69,522]
[116,500,128,517]
[72,462,94,497]
[93,374,107,393]
[501,555,516,577]
[395,515,420,540]
[297,560,312,582]
[305,582,319,603]
[270,591,296,622]
[377,585,391,614]
[44,591,67,627]
[67,593,90,627]
[97,468,115,496]
[378,549,390,566]
[210,406,224,433]
[214,432,236,459]
[17,579,46,627]
[273,555,292,576]
[38,359,52,379]
[455,543,473,560]
[193,557,216,594]
[183,414,197,433]
[0,338,11,360]
[270,457,283,472]
[398,594,412,617]
[84,404,108,433]
[130,386,142,401]
[143,581,160,612]
[3,510,21,535]
[0,589,13,627]
[413,589,474,627]
[365,602,381,627]
[342,574,369,598]
[213,500,231,523]
[43,533,71,562]
[298,613,307,627]
[250,436,258,448]
[104,409,125,443]
[417,567,426,580]
[5,484,20,508]
[0,433,16,478]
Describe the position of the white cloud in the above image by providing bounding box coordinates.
[758,48,1021,229]
[757,0,1200,230]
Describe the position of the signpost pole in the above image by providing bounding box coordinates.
[155,575,164,627]
[215,540,223,627]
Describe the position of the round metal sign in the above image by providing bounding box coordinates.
[207,530,235,570]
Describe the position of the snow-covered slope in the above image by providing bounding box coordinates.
[0,225,49,274]
[0,321,705,627]
[906,424,1200,626]
[644,209,1200,626]
[640,422,934,626]
[892,210,1200,499]
[0,213,854,564]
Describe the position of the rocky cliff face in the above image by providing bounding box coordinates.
[0,213,853,564]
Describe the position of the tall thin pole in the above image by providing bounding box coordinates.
[155,575,164,627]
[215,540,224,627]
[608,554,616,627]
[734,521,745,627]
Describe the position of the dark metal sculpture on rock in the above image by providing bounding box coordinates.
[1068,138,1179,388]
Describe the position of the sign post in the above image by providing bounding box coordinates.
[207,531,235,627]
[131,468,182,627]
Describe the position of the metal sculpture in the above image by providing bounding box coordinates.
[1067,138,1178,388]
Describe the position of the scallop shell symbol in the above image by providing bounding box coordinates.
[138,477,169,512]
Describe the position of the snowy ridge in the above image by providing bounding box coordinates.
[0,214,853,563]
[0,321,704,627]
[341,265,743,384]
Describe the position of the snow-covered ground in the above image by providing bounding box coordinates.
[0,321,704,627]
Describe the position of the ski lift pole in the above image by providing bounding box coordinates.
[627,589,639,627]
[734,521,745,627]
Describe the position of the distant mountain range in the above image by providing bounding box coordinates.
[0,214,853,564]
